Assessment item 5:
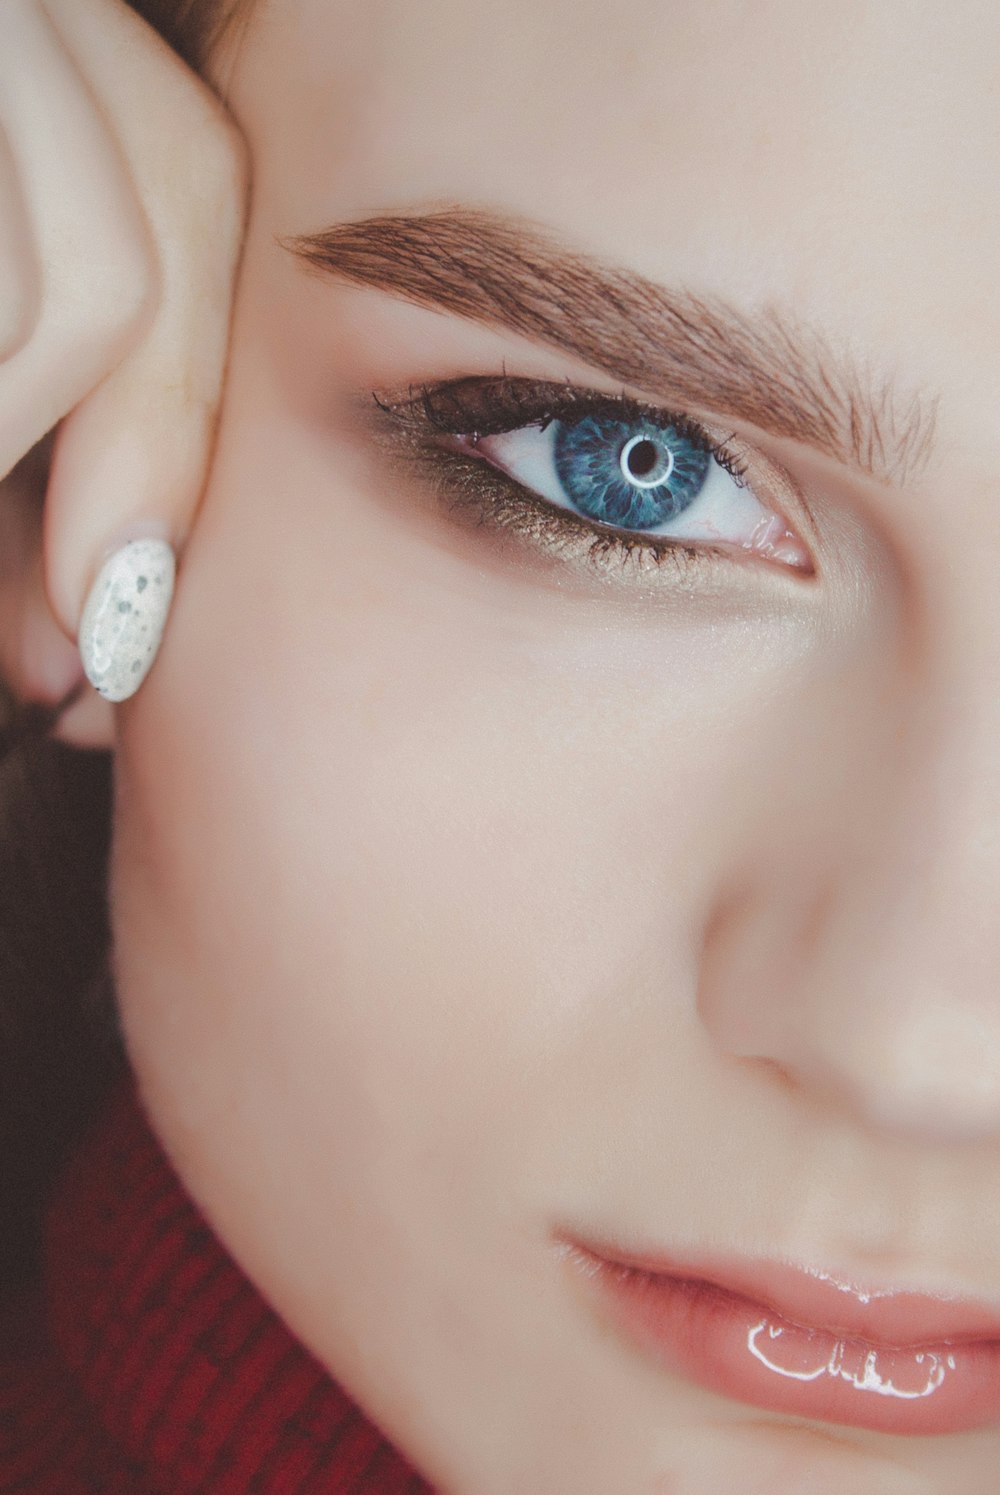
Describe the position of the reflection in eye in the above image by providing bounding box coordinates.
[372,376,813,578]
[546,414,715,528]
[474,408,811,567]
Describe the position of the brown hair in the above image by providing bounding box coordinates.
[0,0,253,1291]
[126,0,256,71]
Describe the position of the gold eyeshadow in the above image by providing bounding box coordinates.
[359,372,818,596]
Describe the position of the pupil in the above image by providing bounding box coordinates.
[618,432,674,489]
[552,414,711,530]
[626,439,658,478]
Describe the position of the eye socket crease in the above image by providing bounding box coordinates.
[279,204,939,492]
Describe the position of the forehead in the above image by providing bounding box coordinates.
[228,0,1000,460]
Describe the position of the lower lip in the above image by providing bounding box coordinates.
[569,1253,1000,1435]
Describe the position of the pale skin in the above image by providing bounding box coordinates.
[6,0,1000,1490]
[0,0,245,737]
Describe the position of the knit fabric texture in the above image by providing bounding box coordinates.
[0,1080,431,1493]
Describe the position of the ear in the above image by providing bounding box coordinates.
[0,435,113,748]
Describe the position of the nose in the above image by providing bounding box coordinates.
[698,705,1000,1145]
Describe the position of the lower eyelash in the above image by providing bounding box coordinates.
[367,375,747,582]
[399,438,724,583]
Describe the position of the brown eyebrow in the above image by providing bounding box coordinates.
[280,206,937,488]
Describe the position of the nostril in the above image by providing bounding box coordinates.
[737,1055,798,1096]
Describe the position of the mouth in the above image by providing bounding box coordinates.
[561,1238,1000,1436]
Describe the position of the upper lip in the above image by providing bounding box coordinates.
[565,1237,1000,1348]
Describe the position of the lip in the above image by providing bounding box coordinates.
[562,1238,1000,1435]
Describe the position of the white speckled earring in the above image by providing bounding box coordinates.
[78,538,176,702]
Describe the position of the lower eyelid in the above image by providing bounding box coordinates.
[396,436,738,585]
[364,381,816,585]
[451,425,809,570]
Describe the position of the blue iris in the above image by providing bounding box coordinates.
[552,414,711,530]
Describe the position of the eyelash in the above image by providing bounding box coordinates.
[370,374,758,579]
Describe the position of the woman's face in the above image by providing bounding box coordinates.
[112,1,1000,1489]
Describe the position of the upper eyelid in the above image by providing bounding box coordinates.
[369,372,818,577]
[366,399,746,584]
[284,207,939,489]
[372,374,755,489]
[376,374,729,445]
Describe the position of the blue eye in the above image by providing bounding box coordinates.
[472,407,805,561]
[551,414,711,530]
[373,376,813,572]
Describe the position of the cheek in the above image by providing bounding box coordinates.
[107,347,876,1475]
[114,406,811,1120]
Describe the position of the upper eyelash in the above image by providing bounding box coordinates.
[364,372,813,587]
[371,374,750,486]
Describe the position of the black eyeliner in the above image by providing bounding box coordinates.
[364,375,748,584]
[372,374,750,486]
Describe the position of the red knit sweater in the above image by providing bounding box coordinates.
[0,1079,431,1493]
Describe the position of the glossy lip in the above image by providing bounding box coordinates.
[562,1237,1000,1435]
[570,1240,1000,1345]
